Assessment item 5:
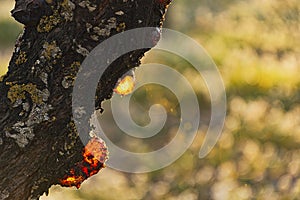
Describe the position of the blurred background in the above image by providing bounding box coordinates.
[1,0,300,199]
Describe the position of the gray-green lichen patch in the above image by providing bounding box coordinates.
[70,61,81,72]
[6,83,52,147]
[41,41,62,62]
[62,76,74,89]
[15,51,27,65]
[39,72,49,86]
[86,23,93,33]
[76,45,89,56]
[37,0,75,33]
[7,83,50,105]
[90,34,99,41]
[78,1,97,12]
[5,122,34,148]
[93,17,117,37]
[26,103,52,126]
[5,100,52,147]
[37,10,61,33]
[115,11,124,16]
[116,22,126,32]
[60,0,76,21]
[20,102,30,116]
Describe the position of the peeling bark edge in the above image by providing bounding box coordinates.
[0,0,172,199]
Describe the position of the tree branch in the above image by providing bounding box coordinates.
[0,0,172,199]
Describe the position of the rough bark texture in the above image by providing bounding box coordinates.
[0,0,171,199]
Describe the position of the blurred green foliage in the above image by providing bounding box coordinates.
[0,20,22,48]
[0,0,22,75]
[1,0,299,199]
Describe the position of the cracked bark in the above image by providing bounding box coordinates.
[0,0,171,199]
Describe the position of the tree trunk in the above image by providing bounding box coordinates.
[0,0,171,199]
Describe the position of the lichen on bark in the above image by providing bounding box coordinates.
[0,0,172,199]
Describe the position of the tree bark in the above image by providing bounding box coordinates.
[0,0,171,199]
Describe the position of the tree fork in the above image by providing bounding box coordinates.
[0,0,172,199]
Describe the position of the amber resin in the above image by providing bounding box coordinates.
[114,75,135,96]
[60,137,108,188]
